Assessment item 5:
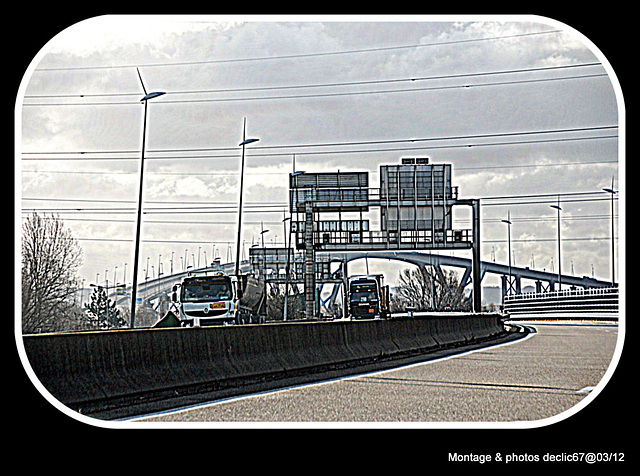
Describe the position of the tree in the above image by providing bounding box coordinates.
[266,283,304,321]
[21,213,83,333]
[84,286,126,329]
[392,267,431,311]
[392,266,470,312]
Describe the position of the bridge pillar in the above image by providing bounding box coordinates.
[500,275,520,302]
[304,203,316,318]
[501,275,508,303]
[342,258,348,319]
[471,199,482,313]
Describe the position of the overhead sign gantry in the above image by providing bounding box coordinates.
[280,157,482,316]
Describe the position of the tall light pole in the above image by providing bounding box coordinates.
[235,118,260,278]
[260,221,270,248]
[130,68,165,328]
[501,211,512,297]
[550,197,562,291]
[603,176,616,287]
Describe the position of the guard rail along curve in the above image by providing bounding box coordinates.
[504,287,618,319]
[22,314,510,419]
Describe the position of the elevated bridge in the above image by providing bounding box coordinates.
[110,250,611,323]
[317,250,613,315]
[329,250,611,293]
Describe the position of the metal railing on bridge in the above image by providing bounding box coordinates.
[504,287,619,319]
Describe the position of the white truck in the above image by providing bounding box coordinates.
[169,271,265,326]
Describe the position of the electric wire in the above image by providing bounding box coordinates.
[21,190,617,215]
[24,62,601,100]
[22,72,608,107]
[21,159,618,177]
[33,30,564,72]
[21,125,618,160]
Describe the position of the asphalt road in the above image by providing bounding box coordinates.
[134,320,620,425]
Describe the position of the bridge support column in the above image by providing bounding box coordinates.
[471,199,482,313]
[501,275,508,303]
[304,203,315,319]
[502,274,521,298]
[342,258,348,319]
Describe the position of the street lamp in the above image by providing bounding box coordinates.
[260,221,270,248]
[603,176,616,287]
[550,198,562,291]
[235,118,260,278]
[501,211,512,297]
[130,68,165,328]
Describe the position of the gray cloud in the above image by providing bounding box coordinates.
[19,16,621,287]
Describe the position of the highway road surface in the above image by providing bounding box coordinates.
[132,320,620,425]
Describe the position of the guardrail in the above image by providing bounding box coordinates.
[21,314,508,420]
[504,287,618,318]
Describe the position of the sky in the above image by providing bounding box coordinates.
[17,15,623,292]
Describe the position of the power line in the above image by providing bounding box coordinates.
[20,135,618,162]
[21,197,286,206]
[22,189,617,247]
[73,237,239,244]
[467,213,618,224]
[22,72,607,107]
[20,159,618,176]
[33,30,564,72]
[69,235,616,245]
[480,190,607,201]
[21,125,618,159]
[455,159,617,172]
[20,205,289,215]
[21,190,616,215]
[24,212,617,227]
[23,216,291,226]
[480,196,617,207]
[483,236,615,244]
[21,189,610,205]
[25,62,601,100]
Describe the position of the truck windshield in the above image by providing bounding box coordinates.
[350,283,378,301]
[181,277,232,302]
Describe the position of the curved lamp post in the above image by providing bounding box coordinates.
[603,177,616,287]
[501,211,513,297]
[550,198,562,291]
[234,118,259,278]
[130,68,165,328]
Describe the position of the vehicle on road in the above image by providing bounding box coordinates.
[348,274,390,319]
[168,271,265,326]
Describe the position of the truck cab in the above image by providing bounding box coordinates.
[172,271,241,326]
[348,274,390,319]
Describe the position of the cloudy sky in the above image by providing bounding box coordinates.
[17,15,622,291]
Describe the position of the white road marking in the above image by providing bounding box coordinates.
[576,386,596,394]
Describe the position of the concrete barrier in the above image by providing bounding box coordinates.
[21,314,506,417]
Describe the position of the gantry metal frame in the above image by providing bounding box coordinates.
[282,158,483,316]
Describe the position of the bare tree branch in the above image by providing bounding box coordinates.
[21,213,83,333]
